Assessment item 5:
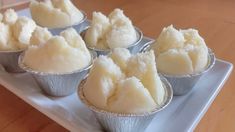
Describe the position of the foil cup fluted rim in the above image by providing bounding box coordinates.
[78,75,173,117]
[18,50,95,76]
[140,41,216,78]
[81,26,143,52]
[139,40,154,53]
[38,10,87,30]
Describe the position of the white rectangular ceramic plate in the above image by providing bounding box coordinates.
[0,58,233,132]
[0,9,233,132]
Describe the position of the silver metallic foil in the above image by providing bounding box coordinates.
[0,50,24,73]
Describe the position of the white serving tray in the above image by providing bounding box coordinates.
[0,8,233,132]
[0,58,233,132]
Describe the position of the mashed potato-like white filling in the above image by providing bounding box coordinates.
[0,22,15,50]
[0,9,37,51]
[83,48,165,114]
[85,9,137,50]
[30,0,83,28]
[23,28,91,73]
[13,16,37,48]
[30,26,52,45]
[153,25,208,75]
[3,9,18,25]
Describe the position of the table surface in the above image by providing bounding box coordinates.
[0,0,235,132]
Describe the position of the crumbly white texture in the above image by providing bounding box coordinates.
[30,0,83,28]
[153,25,208,75]
[13,16,37,49]
[0,23,16,50]
[3,9,18,25]
[30,26,52,45]
[23,28,91,73]
[83,48,165,114]
[85,8,137,49]
[0,9,37,51]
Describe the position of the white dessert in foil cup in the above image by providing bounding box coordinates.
[19,28,94,96]
[0,9,37,72]
[78,48,172,132]
[141,25,215,95]
[30,0,87,35]
[82,9,142,56]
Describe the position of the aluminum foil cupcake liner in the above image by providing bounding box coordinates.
[80,27,143,56]
[78,75,173,132]
[161,49,215,95]
[0,50,25,73]
[48,10,88,35]
[18,51,96,97]
[140,44,216,96]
